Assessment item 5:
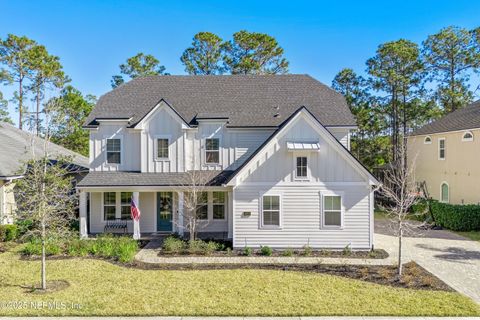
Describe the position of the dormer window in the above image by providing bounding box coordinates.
[295,156,308,179]
[205,138,220,164]
[156,138,170,159]
[106,138,121,164]
[424,136,432,144]
[462,131,473,142]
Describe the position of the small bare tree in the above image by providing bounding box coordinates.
[14,97,76,290]
[379,141,426,276]
[175,170,210,242]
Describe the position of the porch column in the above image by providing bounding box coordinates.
[178,191,184,236]
[133,191,141,240]
[79,191,88,239]
[227,190,233,239]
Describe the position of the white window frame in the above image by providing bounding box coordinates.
[259,193,282,229]
[102,191,132,222]
[154,135,171,161]
[320,191,344,229]
[212,191,227,221]
[204,137,221,165]
[104,135,123,167]
[120,192,133,220]
[438,137,446,160]
[293,153,310,181]
[440,182,449,203]
[462,131,474,142]
[424,136,432,144]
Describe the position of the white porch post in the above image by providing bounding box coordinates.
[178,191,184,237]
[133,191,141,240]
[79,191,88,239]
[227,190,233,239]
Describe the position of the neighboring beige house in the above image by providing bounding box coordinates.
[0,122,89,224]
[408,100,480,205]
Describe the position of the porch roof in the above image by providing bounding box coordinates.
[77,170,235,187]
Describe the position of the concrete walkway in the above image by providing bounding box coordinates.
[375,233,480,304]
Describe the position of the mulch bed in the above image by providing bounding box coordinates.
[131,260,452,292]
[158,248,389,259]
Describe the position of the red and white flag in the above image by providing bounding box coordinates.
[131,199,141,221]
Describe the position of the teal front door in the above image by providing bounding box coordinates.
[157,192,173,232]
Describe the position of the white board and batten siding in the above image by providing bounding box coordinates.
[232,114,372,250]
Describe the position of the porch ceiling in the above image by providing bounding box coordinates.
[77,170,235,188]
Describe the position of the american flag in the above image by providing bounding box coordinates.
[131,199,141,221]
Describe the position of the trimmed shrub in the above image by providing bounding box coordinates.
[430,200,480,231]
[281,248,294,257]
[21,237,62,256]
[163,236,185,254]
[188,239,208,255]
[260,245,273,256]
[114,237,139,263]
[243,246,253,256]
[302,245,312,256]
[0,225,18,242]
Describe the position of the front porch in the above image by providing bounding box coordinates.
[78,188,233,240]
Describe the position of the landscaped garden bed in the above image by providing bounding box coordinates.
[160,235,388,258]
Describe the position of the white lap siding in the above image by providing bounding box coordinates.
[233,184,372,249]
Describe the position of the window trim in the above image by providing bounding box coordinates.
[462,131,474,142]
[438,137,446,160]
[120,192,133,220]
[154,135,171,161]
[196,191,209,221]
[293,153,310,181]
[440,182,449,203]
[259,193,282,229]
[424,136,432,144]
[104,135,123,166]
[212,191,227,221]
[204,137,221,165]
[320,191,344,229]
[101,191,132,222]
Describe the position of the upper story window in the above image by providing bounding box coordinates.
[424,136,432,144]
[156,138,169,159]
[438,138,446,160]
[295,156,308,179]
[440,182,449,203]
[462,131,474,142]
[261,195,280,228]
[323,194,343,228]
[205,138,220,164]
[106,138,121,164]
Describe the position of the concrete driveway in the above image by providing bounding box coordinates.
[374,220,480,304]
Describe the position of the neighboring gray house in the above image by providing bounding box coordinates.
[0,122,89,224]
[78,75,379,250]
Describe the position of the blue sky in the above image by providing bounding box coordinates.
[1,0,479,120]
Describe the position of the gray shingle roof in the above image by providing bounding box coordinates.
[411,100,480,136]
[85,74,355,128]
[0,122,89,178]
[77,170,235,187]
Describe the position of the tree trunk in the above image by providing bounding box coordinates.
[36,86,40,136]
[18,76,23,130]
[398,223,403,277]
[41,222,46,290]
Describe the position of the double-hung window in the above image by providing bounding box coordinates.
[262,195,280,227]
[120,192,132,220]
[205,138,220,164]
[196,192,208,220]
[296,156,308,179]
[438,138,446,160]
[212,192,226,220]
[156,138,169,159]
[103,192,116,220]
[323,195,342,227]
[106,138,121,164]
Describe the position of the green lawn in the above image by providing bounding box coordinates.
[0,250,478,316]
[455,231,480,242]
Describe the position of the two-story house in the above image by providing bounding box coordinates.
[77,75,379,250]
[408,100,480,205]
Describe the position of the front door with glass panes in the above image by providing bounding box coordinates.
[157,192,173,232]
